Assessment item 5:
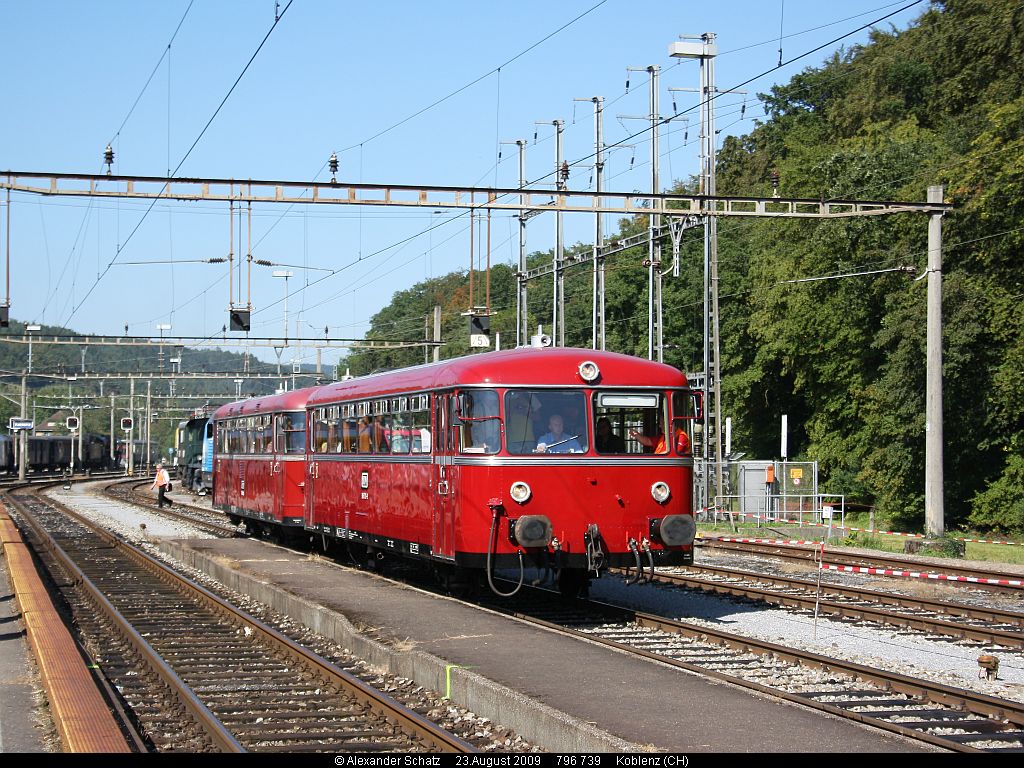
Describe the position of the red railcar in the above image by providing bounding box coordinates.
[305,347,698,595]
[212,387,315,537]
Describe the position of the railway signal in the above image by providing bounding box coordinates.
[229,309,251,332]
[468,313,490,349]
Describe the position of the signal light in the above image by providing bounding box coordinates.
[229,309,251,332]
[121,417,134,431]
[66,416,80,431]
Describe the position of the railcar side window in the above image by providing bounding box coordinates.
[593,393,671,454]
[390,411,412,454]
[311,408,329,453]
[280,412,306,454]
[456,390,499,454]
[504,390,589,455]
[670,391,696,456]
[410,399,431,454]
[593,392,668,455]
[356,412,385,454]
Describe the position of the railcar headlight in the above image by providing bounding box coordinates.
[651,481,671,504]
[509,481,532,504]
[577,360,600,383]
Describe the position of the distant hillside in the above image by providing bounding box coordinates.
[0,319,327,450]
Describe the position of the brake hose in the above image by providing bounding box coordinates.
[625,539,642,585]
[487,507,525,597]
[643,543,655,583]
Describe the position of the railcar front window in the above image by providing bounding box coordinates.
[504,390,589,455]
[593,392,668,455]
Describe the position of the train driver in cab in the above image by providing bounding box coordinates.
[534,414,583,454]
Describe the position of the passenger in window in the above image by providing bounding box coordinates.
[595,417,625,453]
[357,416,374,453]
[535,414,582,454]
[630,427,669,454]
[674,427,692,456]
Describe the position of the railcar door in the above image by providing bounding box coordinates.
[432,393,456,559]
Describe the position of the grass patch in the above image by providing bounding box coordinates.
[963,540,1024,566]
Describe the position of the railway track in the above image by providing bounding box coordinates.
[106,479,239,537]
[0,468,125,488]
[6,486,477,753]
[700,538,1024,593]
[71,476,1024,751]
[481,586,1024,752]
[638,564,1024,651]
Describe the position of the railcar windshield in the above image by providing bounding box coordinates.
[504,389,589,455]
[593,391,670,455]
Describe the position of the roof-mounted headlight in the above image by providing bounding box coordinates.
[578,360,600,383]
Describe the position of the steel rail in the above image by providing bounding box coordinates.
[6,489,245,752]
[489,587,1024,752]
[110,479,238,537]
[700,538,1024,592]
[638,566,1024,648]
[15,484,478,753]
[631,609,1024,749]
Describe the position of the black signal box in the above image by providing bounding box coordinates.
[229,309,251,332]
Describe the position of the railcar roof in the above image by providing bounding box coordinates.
[308,347,687,406]
[212,386,319,420]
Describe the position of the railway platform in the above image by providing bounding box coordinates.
[163,536,936,754]
[0,544,51,752]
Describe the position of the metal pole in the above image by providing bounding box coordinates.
[110,394,115,464]
[246,196,252,311]
[516,140,528,347]
[228,197,234,308]
[18,372,27,481]
[700,47,713,514]
[432,305,442,364]
[925,184,945,537]
[553,120,565,347]
[77,406,83,470]
[5,182,10,309]
[146,380,152,470]
[648,68,663,361]
[707,35,725,504]
[591,97,606,351]
[469,200,475,310]
[128,376,135,476]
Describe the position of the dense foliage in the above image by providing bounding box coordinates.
[242,2,1024,533]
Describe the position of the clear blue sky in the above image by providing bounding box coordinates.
[0,0,928,367]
